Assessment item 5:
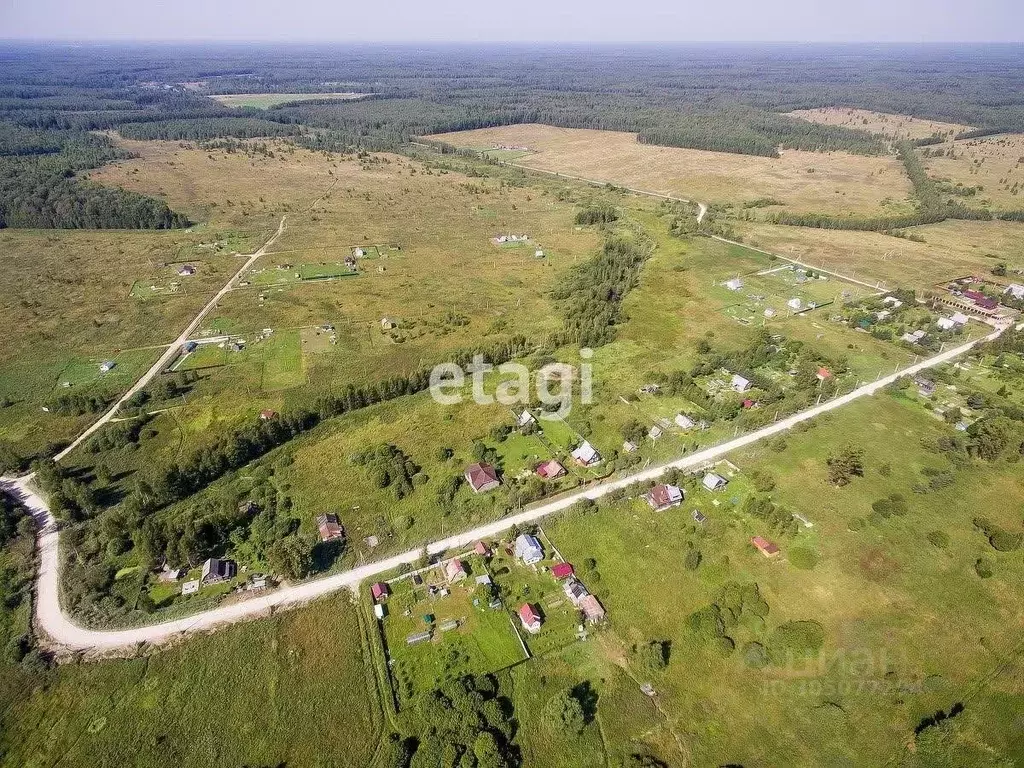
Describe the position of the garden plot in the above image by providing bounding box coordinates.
[718,266,869,325]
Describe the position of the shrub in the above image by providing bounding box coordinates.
[926,530,950,548]
[743,641,769,668]
[974,558,994,579]
[632,641,668,674]
[715,635,736,656]
[788,548,819,570]
[768,620,825,664]
[683,548,702,571]
[989,529,1022,552]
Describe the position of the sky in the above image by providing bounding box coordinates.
[1,0,1022,43]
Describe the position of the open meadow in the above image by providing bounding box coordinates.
[920,132,1024,212]
[788,107,972,141]
[427,123,916,217]
[209,92,367,108]
[733,218,1024,288]
[0,595,381,768]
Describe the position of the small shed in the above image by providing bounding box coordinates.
[751,536,781,557]
[702,472,728,491]
[99,361,116,373]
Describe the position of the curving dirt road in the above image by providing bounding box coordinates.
[3,326,1002,651]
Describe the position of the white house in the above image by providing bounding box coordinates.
[648,425,663,440]
[517,410,536,427]
[936,317,956,331]
[1004,284,1024,300]
[535,249,545,258]
[99,361,116,373]
[787,298,803,311]
[354,247,365,257]
[882,296,903,308]
[702,472,728,491]
[571,440,601,466]
[515,534,544,565]
[674,413,696,429]
[731,374,751,393]
[951,311,970,326]
[725,277,744,291]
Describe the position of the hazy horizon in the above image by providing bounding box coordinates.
[2,0,1022,44]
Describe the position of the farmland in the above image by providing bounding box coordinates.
[427,123,916,217]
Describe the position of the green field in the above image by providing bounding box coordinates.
[209,92,368,108]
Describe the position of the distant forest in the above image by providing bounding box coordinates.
[1,43,1023,228]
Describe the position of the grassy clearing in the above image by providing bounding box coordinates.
[733,218,1024,288]
[788,108,972,141]
[428,123,915,217]
[209,92,367,108]
[920,132,1024,212]
[0,595,380,768]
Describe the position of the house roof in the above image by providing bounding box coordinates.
[571,441,600,464]
[647,484,683,509]
[731,374,750,390]
[703,472,727,489]
[515,533,543,559]
[260,409,277,420]
[552,562,575,579]
[579,594,605,620]
[817,367,832,379]
[751,536,780,555]
[742,399,756,409]
[370,582,388,599]
[465,462,500,491]
[536,459,566,479]
[519,603,540,624]
[474,541,489,556]
[316,513,344,541]
[445,559,466,578]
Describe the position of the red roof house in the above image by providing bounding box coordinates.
[260,409,278,421]
[519,603,542,633]
[316,513,344,542]
[465,462,501,493]
[964,290,998,310]
[370,582,389,601]
[645,483,684,511]
[535,459,567,480]
[751,536,780,557]
[551,562,575,580]
[474,541,491,557]
[816,367,832,381]
[742,399,756,409]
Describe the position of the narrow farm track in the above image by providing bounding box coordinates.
[0,326,1002,651]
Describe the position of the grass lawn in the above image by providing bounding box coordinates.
[209,92,367,108]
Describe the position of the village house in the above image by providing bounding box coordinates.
[622,440,638,453]
[702,472,728,491]
[882,295,903,308]
[370,582,389,602]
[465,462,501,493]
[571,440,601,466]
[445,558,468,583]
[99,360,116,373]
[914,375,936,397]
[535,249,545,258]
[936,316,957,331]
[474,540,491,557]
[354,247,365,257]
[551,562,575,580]
[816,367,832,382]
[316,513,345,542]
[201,558,236,584]
[725,277,744,291]
[751,536,781,557]
[563,578,590,606]
[579,594,606,623]
[648,425,663,440]
[515,533,544,565]
[787,298,803,311]
[731,374,751,393]
[373,603,386,619]
[535,459,567,480]
[963,289,998,311]
[1005,283,1024,300]
[380,317,395,330]
[951,311,970,326]
[182,340,198,353]
[519,603,542,633]
[260,409,277,421]
[674,413,696,429]
[517,409,536,427]
[646,483,684,511]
